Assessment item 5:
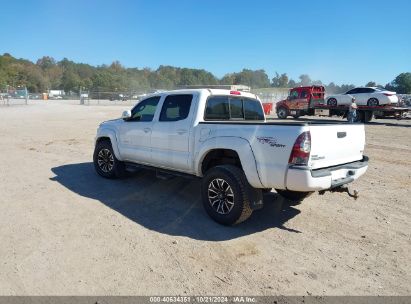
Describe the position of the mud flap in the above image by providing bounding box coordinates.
[247,186,264,210]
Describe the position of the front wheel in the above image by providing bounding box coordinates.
[93,140,126,178]
[327,98,337,106]
[201,165,257,225]
[277,107,288,119]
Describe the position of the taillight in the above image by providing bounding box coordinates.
[289,131,311,165]
[383,93,393,96]
[230,90,241,95]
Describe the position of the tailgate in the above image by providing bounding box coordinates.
[308,124,365,169]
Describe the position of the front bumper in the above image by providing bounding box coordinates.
[285,156,369,191]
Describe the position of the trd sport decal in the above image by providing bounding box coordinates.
[256,137,286,148]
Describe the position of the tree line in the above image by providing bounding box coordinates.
[1,53,410,94]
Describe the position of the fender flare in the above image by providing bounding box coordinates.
[195,136,263,188]
[276,102,289,111]
[95,128,122,161]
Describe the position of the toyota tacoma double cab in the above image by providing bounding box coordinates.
[94,89,368,225]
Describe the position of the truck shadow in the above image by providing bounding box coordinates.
[50,162,302,241]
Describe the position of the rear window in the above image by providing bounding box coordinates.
[205,96,264,121]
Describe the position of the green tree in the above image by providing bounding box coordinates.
[288,79,296,87]
[271,72,289,87]
[36,56,57,70]
[61,68,81,92]
[365,81,377,87]
[298,74,312,86]
[387,73,411,94]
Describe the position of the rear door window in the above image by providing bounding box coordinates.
[159,94,193,122]
[346,89,359,94]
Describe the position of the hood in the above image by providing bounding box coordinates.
[100,118,122,127]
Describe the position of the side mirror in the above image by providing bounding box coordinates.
[122,110,132,120]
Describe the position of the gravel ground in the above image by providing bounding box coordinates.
[0,100,410,295]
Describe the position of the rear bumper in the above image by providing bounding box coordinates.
[285,156,369,191]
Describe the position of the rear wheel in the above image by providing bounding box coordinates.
[93,140,126,178]
[201,165,256,225]
[327,98,337,106]
[277,107,288,119]
[367,98,379,106]
[363,111,373,123]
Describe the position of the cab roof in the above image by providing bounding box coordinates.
[150,88,258,99]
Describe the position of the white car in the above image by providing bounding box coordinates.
[326,87,398,106]
[94,89,368,225]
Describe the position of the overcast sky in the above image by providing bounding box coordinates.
[1,0,410,86]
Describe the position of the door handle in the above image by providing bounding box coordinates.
[177,129,187,135]
[143,128,151,133]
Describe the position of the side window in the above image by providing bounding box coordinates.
[130,96,161,121]
[205,96,229,120]
[364,88,374,93]
[290,90,299,99]
[300,90,308,98]
[346,89,358,94]
[159,94,193,122]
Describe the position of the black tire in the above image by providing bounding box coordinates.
[275,189,312,204]
[327,98,337,106]
[262,188,272,193]
[276,107,288,119]
[363,111,373,123]
[93,140,126,178]
[201,165,255,225]
[357,111,365,123]
[367,98,379,106]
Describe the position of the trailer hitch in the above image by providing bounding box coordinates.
[319,185,359,200]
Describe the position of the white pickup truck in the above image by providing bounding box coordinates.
[94,89,368,225]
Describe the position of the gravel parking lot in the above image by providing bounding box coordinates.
[0,100,410,295]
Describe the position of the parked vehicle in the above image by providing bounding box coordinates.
[276,86,408,122]
[109,94,128,101]
[326,87,398,106]
[276,86,325,119]
[94,89,368,225]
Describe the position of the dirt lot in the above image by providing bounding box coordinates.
[0,100,410,295]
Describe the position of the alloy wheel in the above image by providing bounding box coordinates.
[97,148,114,173]
[208,178,235,215]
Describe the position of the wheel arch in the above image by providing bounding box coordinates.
[195,137,263,188]
[95,128,122,160]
